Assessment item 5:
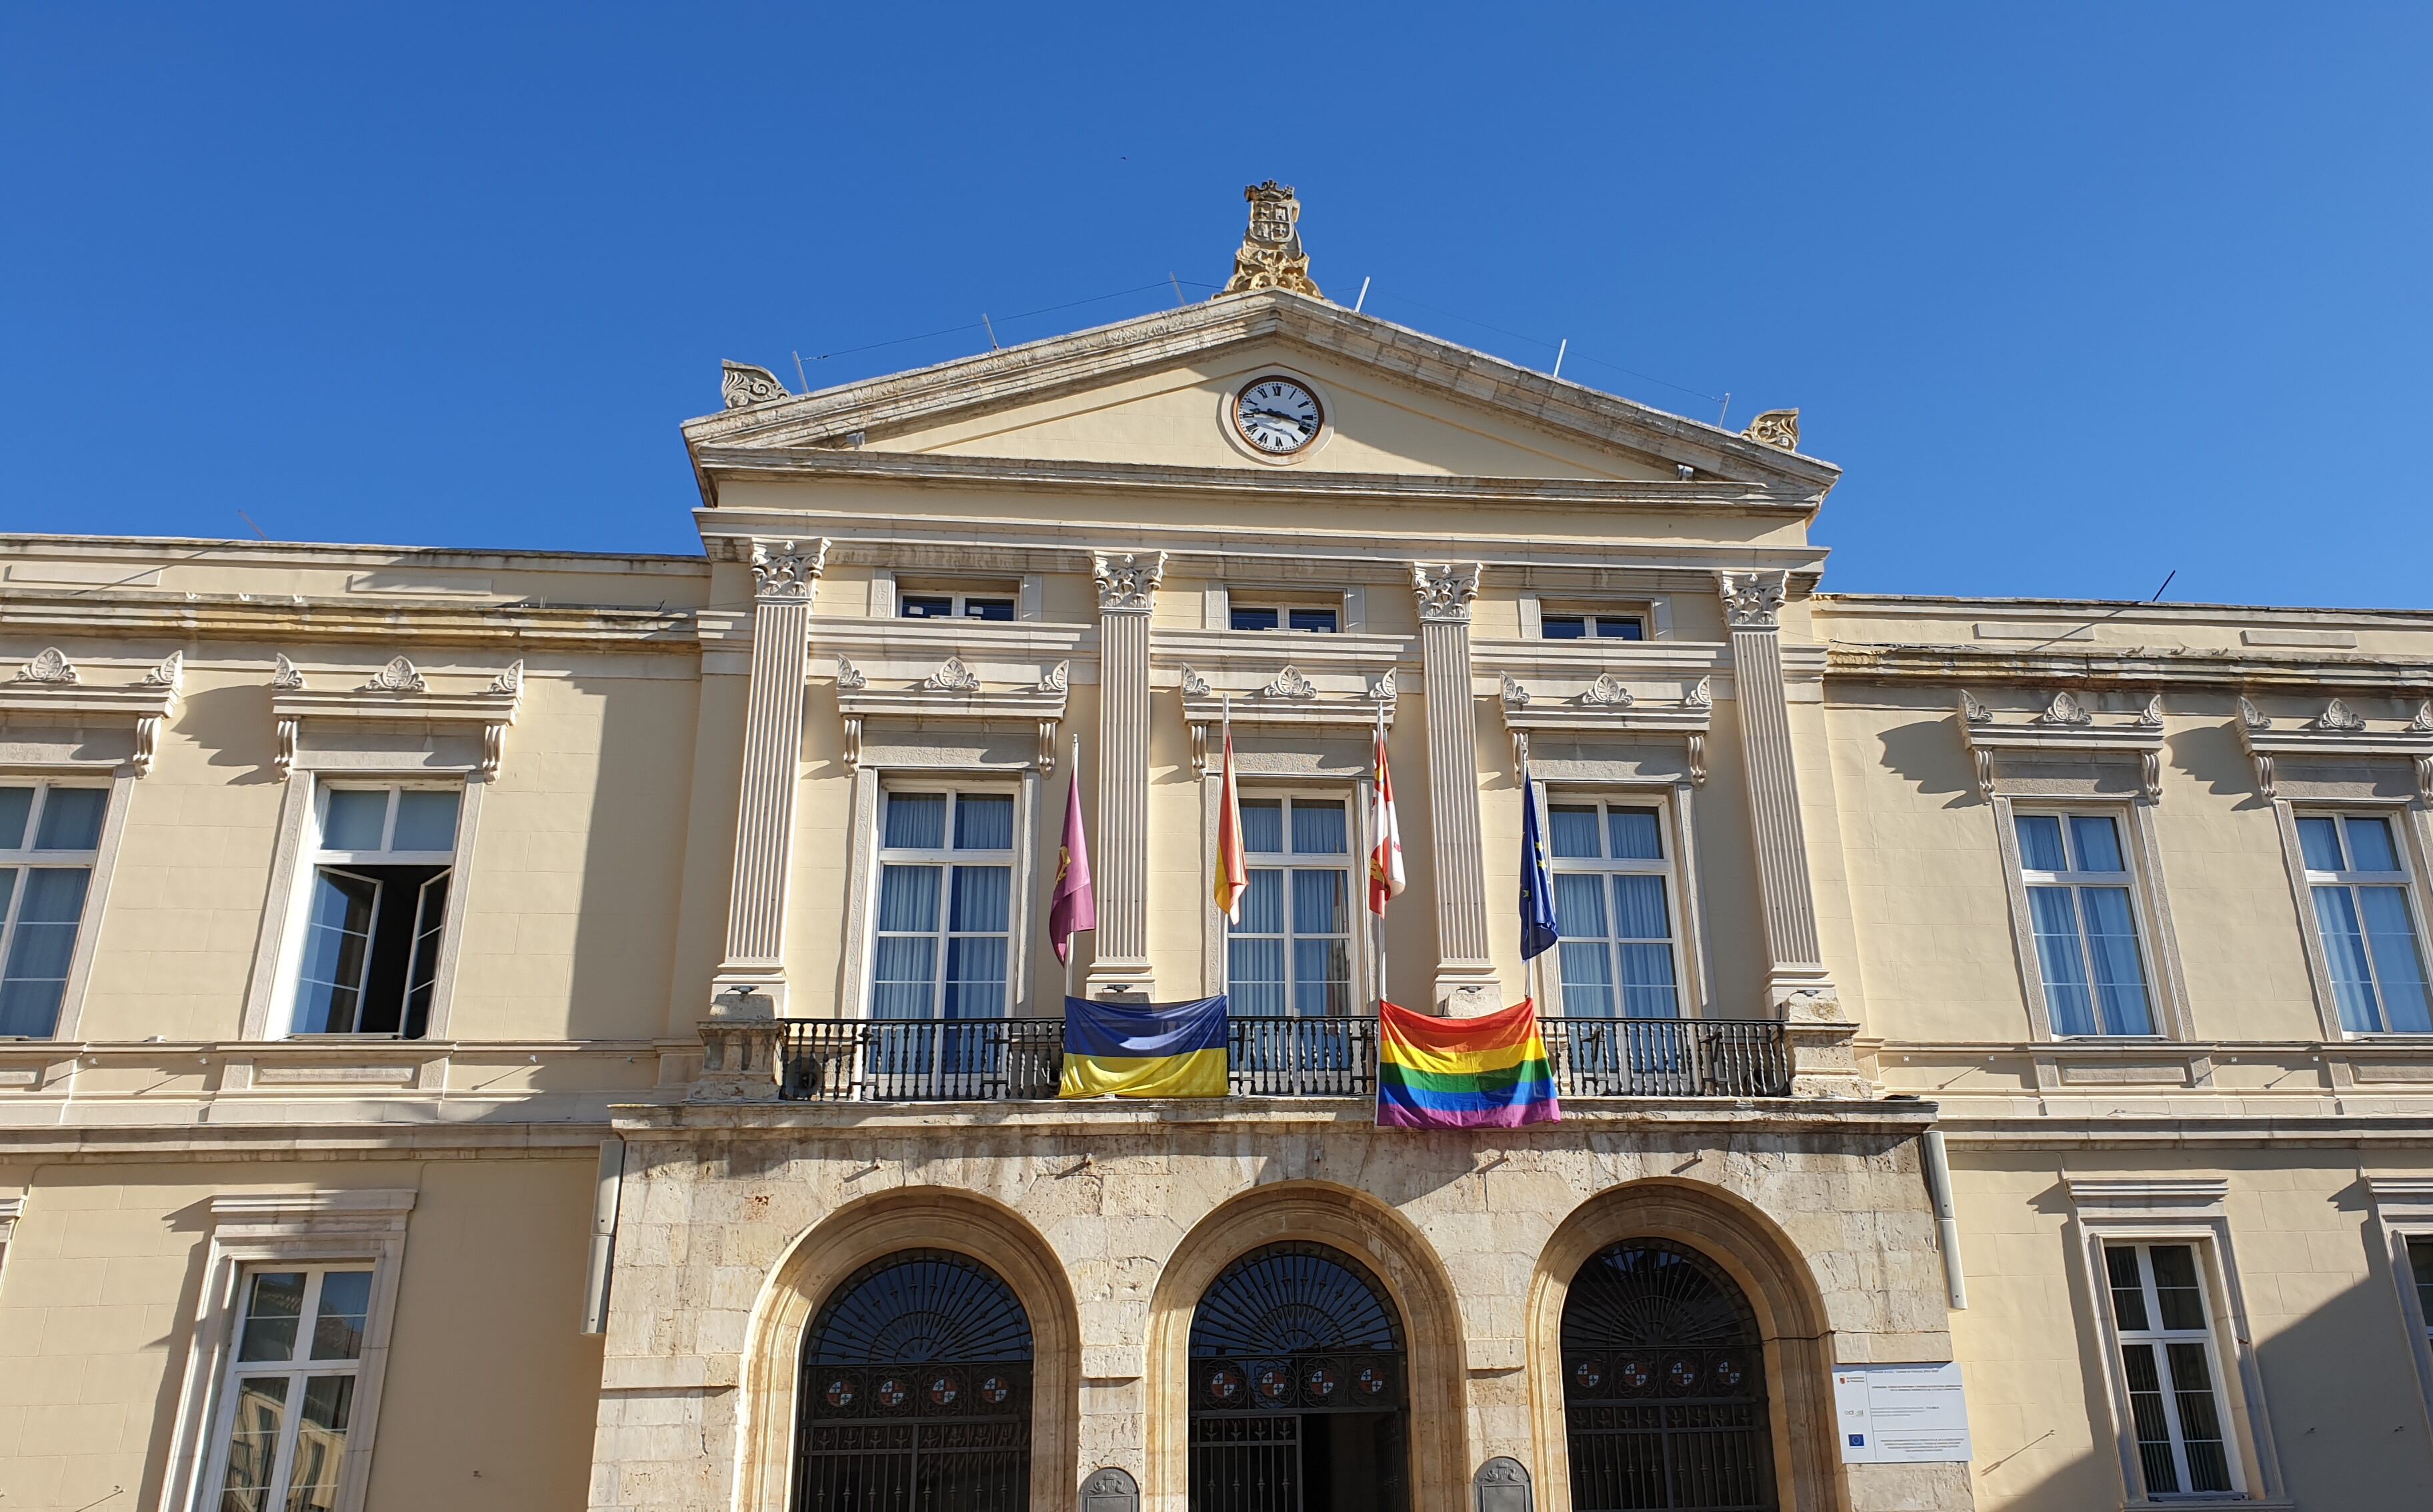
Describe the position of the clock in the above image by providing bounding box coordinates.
[1232,376,1323,455]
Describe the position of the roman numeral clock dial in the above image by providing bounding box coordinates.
[1232,377,1322,455]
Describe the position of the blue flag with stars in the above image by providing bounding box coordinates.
[1519,759,1560,961]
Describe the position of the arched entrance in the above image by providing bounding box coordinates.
[796,1248,1034,1512]
[1188,1241,1410,1512]
[1560,1241,1774,1512]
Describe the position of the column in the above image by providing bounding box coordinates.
[712,537,825,1015]
[1085,551,1163,999]
[1719,571,1863,1094]
[1414,562,1500,1015]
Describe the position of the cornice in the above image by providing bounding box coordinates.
[693,445,1824,517]
[0,590,699,652]
[0,533,709,575]
[683,291,1842,491]
[1826,641,2433,692]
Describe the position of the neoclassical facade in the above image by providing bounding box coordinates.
[5,202,2433,1512]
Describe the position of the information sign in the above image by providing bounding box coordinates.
[1832,1361,1972,1464]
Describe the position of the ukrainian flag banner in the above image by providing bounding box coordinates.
[1058,994,1230,1098]
[1376,997,1561,1129]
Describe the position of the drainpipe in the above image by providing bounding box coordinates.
[1920,1128,1967,1309]
[582,1135,627,1335]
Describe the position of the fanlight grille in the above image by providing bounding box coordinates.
[1189,1241,1403,1356]
[1561,1243,1757,1355]
[807,1249,1033,1365]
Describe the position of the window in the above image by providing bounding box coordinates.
[899,591,1015,622]
[207,1265,376,1512]
[0,781,107,1037]
[1540,612,1644,641]
[1228,795,1352,1015]
[2016,812,2154,1036]
[2104,1242,2238,1497]
[1546,799,1680,1018]
[2297,812,2432,1034]
[291,786,459,1037]
[2410,1237,2433,1353]
[871,789,1015,1020]
[1229,604,1339,633]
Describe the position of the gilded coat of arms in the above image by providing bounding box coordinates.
[1219,181,1322,299]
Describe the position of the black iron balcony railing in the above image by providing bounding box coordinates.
[775,1014,1788,1103]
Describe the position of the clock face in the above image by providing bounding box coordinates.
[1233,377,1322,455]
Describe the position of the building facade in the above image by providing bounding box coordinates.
[5,197,2433,1512]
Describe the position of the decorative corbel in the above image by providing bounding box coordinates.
[841,715,865,771]
[131,651,183,777]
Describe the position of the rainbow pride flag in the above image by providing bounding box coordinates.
[1376,997,1560,1129]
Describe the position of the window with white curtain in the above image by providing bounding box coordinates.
[2296,811,2432,1034]
[2104,1241,2239,1497]
[2016,811,2155,1036]
[1227,795,1352,1016]
[290,785,459,1037]
[871,789,1016,1019]
[0,781,107,1038]
[1547,797,1680,1018]
[205,1265,377,1512]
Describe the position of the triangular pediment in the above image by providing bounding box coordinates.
[683,291,1837,498]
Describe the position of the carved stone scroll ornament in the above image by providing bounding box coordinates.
[2310,697,2367,733]
[1686,675,1713,710]
[2138,692,2164,729]
[921,657,983,693]
[13,647,77,685]
[720,360,788,410]
[1411,562,1482,623]
[1740,409,1800,451]
[1717,571,1787,629]
[360,657,426,694]
[1218,180,1322,299]
[1500,672,1530,711]
[1092,551,1165,613]
[1037,661,1070,695]
[271,654,307,691]
[2238,691,2433,802]
[141,651,184,690]
[1580,673,1633,708]
[2036,690,2092,726]
[1960,689,1991,724]
[1258,665,1318,700]
[1366,667,1397,703]
[487,661,523,697]
[833,656,868,691]
[1178,665,1211,698]
[749,538,827,601]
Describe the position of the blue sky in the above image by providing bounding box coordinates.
[5,6,2428,608]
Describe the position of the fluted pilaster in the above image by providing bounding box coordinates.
[1414,563,1500,1015]
[1086,551,1163,998]
[713,539,825,1012]
[1718,571,1837,1010]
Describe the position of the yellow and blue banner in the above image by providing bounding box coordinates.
[1057,993,1230,1098]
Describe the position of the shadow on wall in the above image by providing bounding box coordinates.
[1969,1181,2433,1509]
[1875,716,1978,810]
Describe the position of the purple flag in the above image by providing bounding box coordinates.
[1048,758,1095,965]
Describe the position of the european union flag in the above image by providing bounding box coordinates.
[1519,761,1560,961]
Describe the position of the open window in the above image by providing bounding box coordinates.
[289,785,460,1037]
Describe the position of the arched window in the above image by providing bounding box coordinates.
[1561,1241,1773,1511]
[797,1249,1033,1512]
[1189,1242,1408,1512]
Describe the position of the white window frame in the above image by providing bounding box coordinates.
[0,776,125,1041]
[2012,807,2162,1038]
[869,569,1043,622]
[1537,609,1649,643]
[157,1190,414,1512]
[1518,593,1672,641]
[2064,1177,2286,1507]
[896,587,1021,623]
[2274,800,2433,1039]
[1990,795,2193,1042]
[244,769,485,1043]
[273,781,467,1039]
[1224,785,1362,1017]
[1539,788,1695,1020]
[864,782,1025,1021]
[203,1262,380,1512]
[1206,585,1364,635]
[2101,1240,2244,1498]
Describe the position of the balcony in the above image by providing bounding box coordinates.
[773,1015,1792,1103]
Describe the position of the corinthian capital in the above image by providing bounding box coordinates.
[750,538,828,601]
[1411,562,1482,623]
[1092,551,1166,613]
[1718,570,1788,630]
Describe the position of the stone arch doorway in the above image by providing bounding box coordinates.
[796,1248,1035,1512]
[1188,1241,1409,1512]
[1560,1241,1773,1511]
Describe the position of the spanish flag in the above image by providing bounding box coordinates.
[1212,717,1248,922]
[1376,997,1560,1129]
[1058,994,1230,1098]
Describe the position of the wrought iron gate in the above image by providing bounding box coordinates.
[797,1250,1033,1512]
[1188,1242,1410,1512]
[1561,1242,1774,1511]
